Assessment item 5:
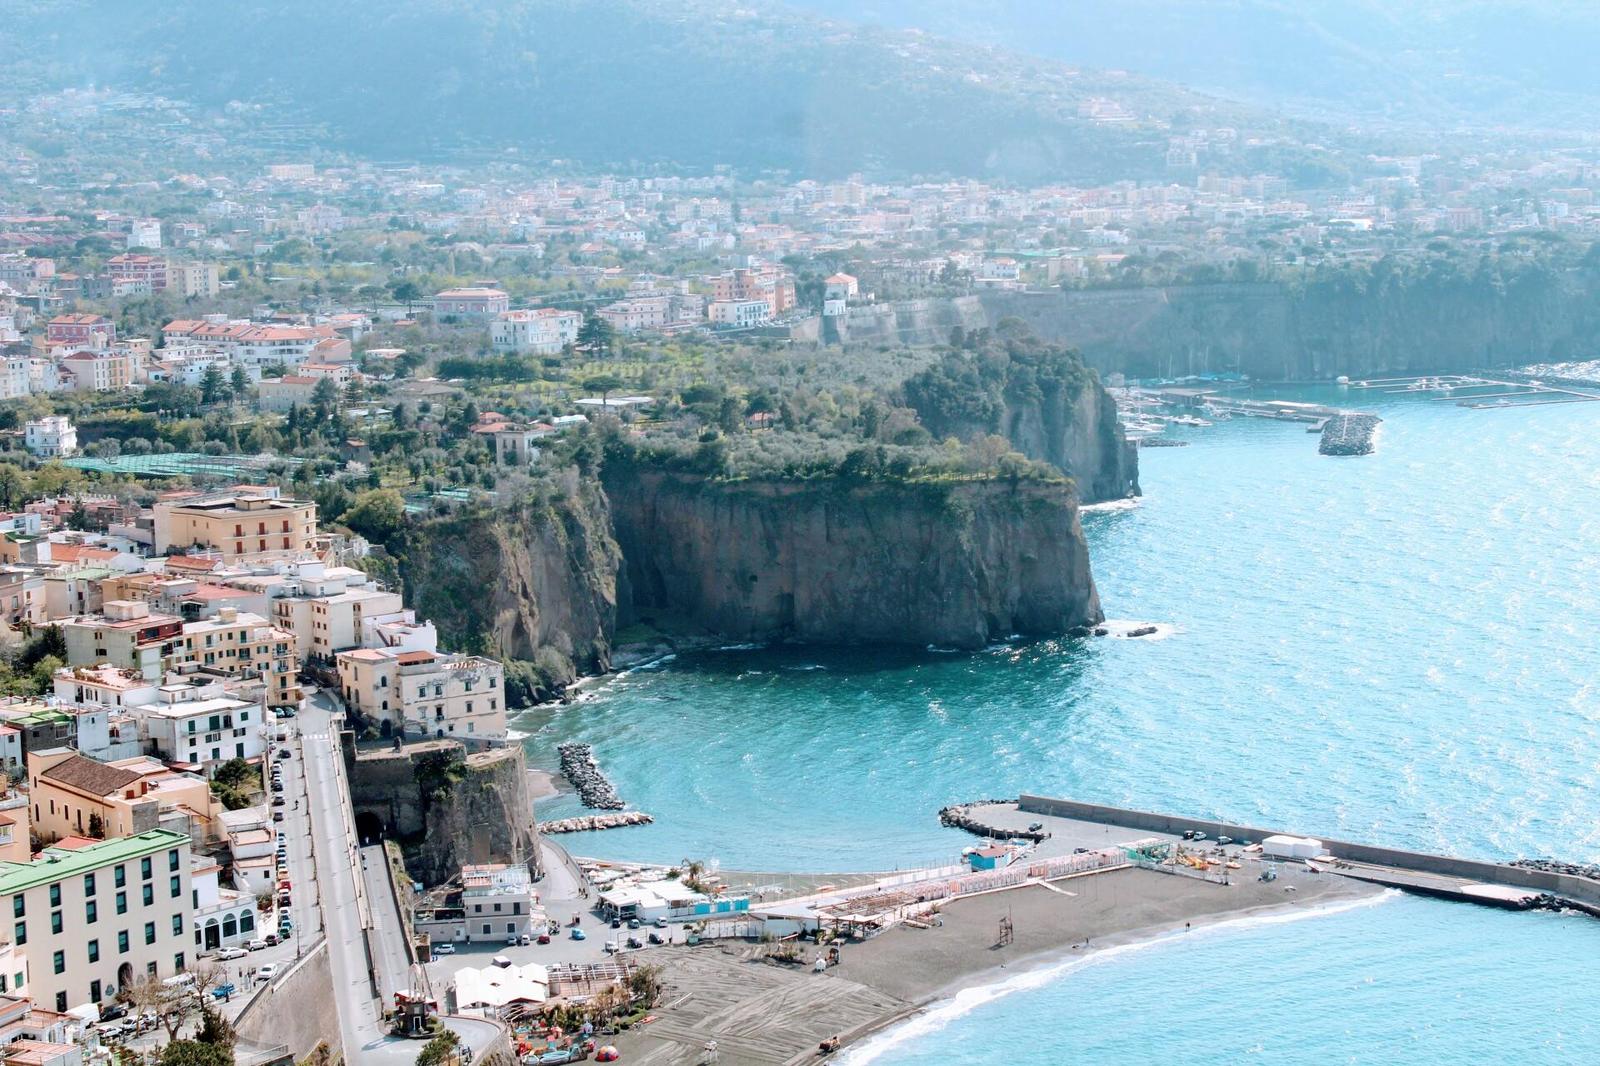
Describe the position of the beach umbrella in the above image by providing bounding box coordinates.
[596,1046,620,1062]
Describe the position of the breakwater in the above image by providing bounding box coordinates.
[1018,794,1600,914]
[540,811,654,834]
[557,742,626,810]
[939,800,1048,842]
[1319,412,1382,456]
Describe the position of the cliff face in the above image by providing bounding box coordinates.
[606,467,1102,649]
[350,742,540,888]
[995,378,1140,503]
[401,472,619,699]
[977,270,1600,380]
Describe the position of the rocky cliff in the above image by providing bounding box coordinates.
[401,471,619,701]
[605,466,1102,649]
[350,741,540,887]
[977,264,1600,380]
[904,336,1139,503]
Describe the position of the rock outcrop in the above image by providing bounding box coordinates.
[349,741,540,887]
[401,470,619,701]
[605,466,1102,649]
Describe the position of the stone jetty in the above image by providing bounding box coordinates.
[557,742,626,810]
[938,800,1048,842]
[541,811,654,834]
[1319,412,1383,456]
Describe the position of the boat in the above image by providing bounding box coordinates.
[1170,415,1212,427]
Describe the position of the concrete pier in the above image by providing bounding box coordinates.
[1319,412,1382,455]
[1017,794,1600,915]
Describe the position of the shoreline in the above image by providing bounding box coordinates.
[838,879,1396,1064]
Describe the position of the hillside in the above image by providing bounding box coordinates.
[787,0,1600,132]
[0,0,1276,180]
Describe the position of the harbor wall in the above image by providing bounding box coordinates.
[1018,794,1600,909]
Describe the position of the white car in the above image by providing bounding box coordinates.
[255,964,279,984]
[433,942,456,956]
[217,946,248,960]
[245,938,269,952]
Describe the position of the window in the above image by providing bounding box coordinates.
[86,900,97,924]
[144,922,155,945]
[48,884,59,908]
[142,885,153,907]
[51,951,63,975]
[141,857,152,880]
[116,891,126,915]
[10,896,20,919]
[172,914,183,936]
[114,865,126,888]
[481,923,491,935]
[168,849,180,873]
[240,912,254,933]
[90,978,101,1003]
[118,931,129,954]
[50,912,61,935]
[170,875,181,899]
[13,922,24,946]
[174,952,185,972]
[87,939,99,963]
[84,873,96,896]
[54,992,65,1013]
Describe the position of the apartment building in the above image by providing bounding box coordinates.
[490,308,581,353]
[104,254,168,293]
[169,608,299,709]
[61,601,183,682]
[336,647,506,743]
[26,751,216,844]
[265,567,403,664]
[707,299,772,329]
[43,316,113,349]
[133,684,262,771]
[152,490,317,559]
[167,262,220,300]
[459,863,538,943]
[0,829,195,1013]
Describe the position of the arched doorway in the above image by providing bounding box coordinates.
[203,919,221,951]
[116,962,133,998]
[355,811,384,844]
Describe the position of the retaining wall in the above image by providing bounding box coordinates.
[1019,795,1600,909]
[233,939,341,1063]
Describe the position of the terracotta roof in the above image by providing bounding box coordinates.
[40,755,141,797]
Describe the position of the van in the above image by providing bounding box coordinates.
[161,973,197,992]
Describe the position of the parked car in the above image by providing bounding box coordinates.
[255,964,278,984]
[271,796,286,807]
[626,935,643,949]
[263,933,279,947]
[505,933,519,946]
[654,917,668,928]
[210,983,237,1000]
[569,928,586,941]
[273,811,285,823]
[278,748,293,757]
[536,933,552,945]
[98,1004,128,1023]
[647,932,665,945]
[610,917,622,929]
[245,938,269,952]
[627,918,641,929]
[217,946,248,961]
[433,942,456,956]
[603,940,619,954]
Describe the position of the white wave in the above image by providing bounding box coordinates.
[504,727,530,741]
[1080,497,1141,514]
[839,889,1399,1065]
[715,642,764,651]
[1099,619,1179,641]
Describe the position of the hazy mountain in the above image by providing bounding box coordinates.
[0,0,1298,180]
[785,0,1600,130]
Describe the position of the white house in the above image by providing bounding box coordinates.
[23,417,77,459]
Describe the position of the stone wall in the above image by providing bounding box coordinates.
[233,940,341,1063]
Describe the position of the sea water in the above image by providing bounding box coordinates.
[517,384,1600,1061]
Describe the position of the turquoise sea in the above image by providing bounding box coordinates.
[518,384,1600,1063]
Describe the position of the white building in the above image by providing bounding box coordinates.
[707,300,771,329]
[132,685,263,771]
[490,309,581,354]
[190,860,260,952]
[336,647,506,743]
[22,418,76,459]
[459,863,538,943]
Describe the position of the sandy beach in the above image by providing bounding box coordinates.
[608,862,1382,1065]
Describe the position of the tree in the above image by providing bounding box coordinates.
[128,973,194,1041]
[86,812,105,839]
[628,963,664,1008]
[158,1041,232,1066]
[338,489,408,545]
[582,374,626,406]
[311,377,341,423]
[199,365,225,405]
[0,463,25,509]
[576,313,616,358]
[230,365,251,401]
[415,1029,461,1066]
[194,1001,237,1050]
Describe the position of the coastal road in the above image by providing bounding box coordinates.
[360,843,414,1004]
[300,689,503,1063]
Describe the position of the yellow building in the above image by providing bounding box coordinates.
[152,489,316,560]
[27,751,219,845]
[168,608,300,709]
